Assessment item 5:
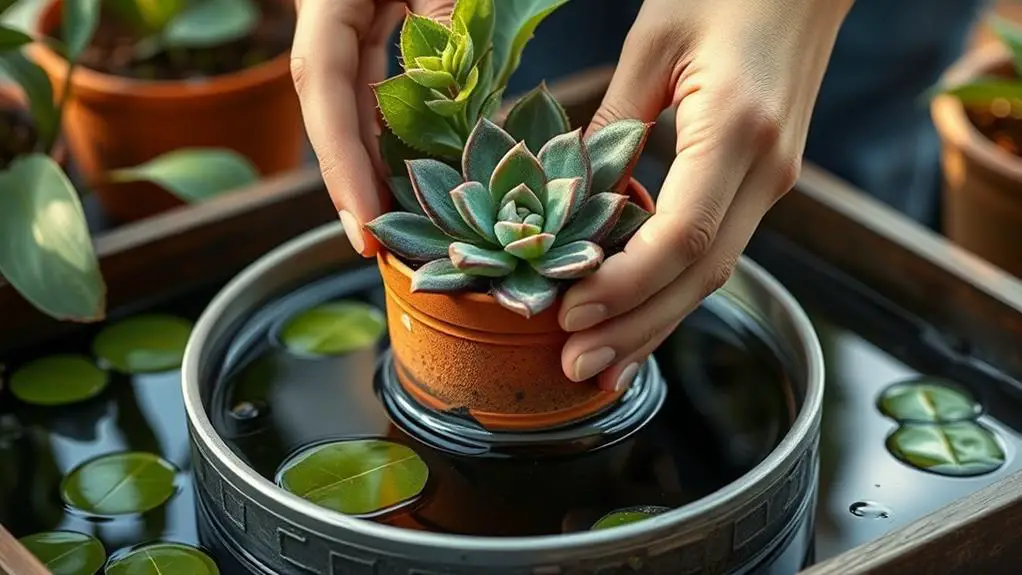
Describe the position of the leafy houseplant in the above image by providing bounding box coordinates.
[364,0,656,431]
[0,0,259,323]
[932,16,1022,278]
[26,0,301,222]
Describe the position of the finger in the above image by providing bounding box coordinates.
[292,0,382,255]
[407,0,456,22]
[562,162,781,389]
[357,1,405,189]
[559,93,761,333]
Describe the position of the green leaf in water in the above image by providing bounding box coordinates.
[877,379,981,423]
[9,355,107,406]
[591,505,670,530]
[108,148,260,204]
[19,531,106,575]
[91,314,194,373]
[886,422,1006,478]
[278,301,386,357]
[106,542,219,575]
[61,451,177,515]
[277,439,428,516]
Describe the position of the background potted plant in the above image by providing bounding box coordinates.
[24,0,300,222]
[0,2,259,323]
[362,0,655,432]
[932,15,1022,277]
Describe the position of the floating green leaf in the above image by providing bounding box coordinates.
[0,153,105,322]
[277,439,429,516]
[10,355,107,406]
[161,0,259,50]
[108,148,260,203]
[62,0,101,61]
[106,542,219,575]
[886,422,1005,477]
[278,301,386,357]
[592,505,670,530]
[92,314,194,373]
[19,531,106,575]
[877,379,980,423]
[61,451,177,515]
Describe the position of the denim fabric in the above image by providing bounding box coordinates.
[389,0,989,227]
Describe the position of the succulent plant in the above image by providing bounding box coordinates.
[366,84,652,318]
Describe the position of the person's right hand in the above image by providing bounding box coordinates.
[290,0,455,257]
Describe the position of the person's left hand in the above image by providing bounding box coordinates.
[559,0,854,390]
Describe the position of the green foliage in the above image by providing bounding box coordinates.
[61,451,178,515]
[92,314,194,373]
[10,354,108,406]
[19,531,106,575]
[591,505,670,530]
[279,301,387,356]
[107,0,259,55]
[106,542,219,575]
[939,16,1022,104]
[108,148,260,202]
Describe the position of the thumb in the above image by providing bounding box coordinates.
[585,30,672,139]
[407,0,455,22]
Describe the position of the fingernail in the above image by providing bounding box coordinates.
[563,303,607,331]
[339,210,365,254]
[614,362,640,392]
[573,346,616,381]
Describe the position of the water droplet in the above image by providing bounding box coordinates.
[849,501,891,519]
[230,401,262,421]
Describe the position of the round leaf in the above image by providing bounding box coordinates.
[106,542,219,575]
[277,439,429,516]
[877,379,981,423]
[92,314,193,374]
[10,355,107,406]
[886,422,1005,477]
[161,0,259,49]
[0,154,104,322]
[108,148,260,203]
[278,301,386,357]
[592,505,670,530]
[61,451,178,516]
[19,531,106,575]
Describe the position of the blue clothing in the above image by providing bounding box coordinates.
[391,0,989,228]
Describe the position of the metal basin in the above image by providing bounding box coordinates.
[182,222,824,574]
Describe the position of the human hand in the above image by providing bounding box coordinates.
[290,0,455,257]
[559,0,854,390]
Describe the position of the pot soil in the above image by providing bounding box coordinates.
[29,0,302,223]
[0,83,68,169]
[932,44,1022,278]
[378,178,656,432]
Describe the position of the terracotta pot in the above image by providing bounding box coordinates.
[28,0,303,223]
[379,178,656,431]
[932,44,1022,278]
[0,81,69,168]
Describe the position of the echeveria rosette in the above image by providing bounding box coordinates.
[365,116,653,318]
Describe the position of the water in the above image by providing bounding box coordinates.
[211,271,796,537]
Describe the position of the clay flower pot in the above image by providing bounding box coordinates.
[28,0,303,223]
[932,44,1022,278]
[0,81,69,168]
[379,178,656,432]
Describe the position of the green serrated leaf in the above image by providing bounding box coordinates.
[0,23,32,50]
[415,56,444,71]
[161,0,259,50]
[62,0,101,61]
[0,52,57,150]
[452,0,494,64]
[441,38,457,74]
[941,78,1022,104]
[990,15,1022,76]
[504,82,571,153]
[0,154,104,322]
[401,12,450,64]
[109,148,259,202]
[491,0,571,89]
[374,74,462,159]
[425,97,466,117]
[379,124,422,176]
[407,67,455,89]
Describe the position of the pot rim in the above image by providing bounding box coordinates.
[28,0,292,102]
[183,221,824,557]
[931,43,1022,182]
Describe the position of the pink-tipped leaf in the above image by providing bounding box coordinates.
[585,119,651,194]
[493,266,559,318]
[499,183,543,215]
[494,221,541,246]
[489,142,546,204]
[449,242,518,277]
[504,232,555,260]
[407,159,480,241]
[463,118,516,185]
[531,240,604,279]
[554,192,628,246]
[450,181,499,245]
[411,258,479,293]
[540,177,581,235]
[365,212,453,262]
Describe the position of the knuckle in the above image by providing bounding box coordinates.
[671,204,719,263]
[704,257,738,296]
[739,104,783,151]
[776,152,802,195]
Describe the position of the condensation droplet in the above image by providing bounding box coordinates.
[849,501,891,519]
[230,401,261,421]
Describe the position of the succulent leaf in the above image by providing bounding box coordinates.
[503,83,571,153]
[504,233,555,260]
[538,129,590,214]
[387,177,426,215]
[555,192,628,246]
[489,142,546,203]
[463,118,515,184]
[400,12,450,63]
[540,177,581,234]
[407,159,480,240]
[407,67,455,89]
[480,88,504,119]
[494,221,541,246]
[449,242,518,277]
[500,184,544,215]
[411,258,478,292]
[602,201,652,250]
[523,213,545,228]
[496,201,522,223]
[586,119,651,193]
[452,0,495,63]
[494,266,559,318]
[365,212,453,262]
[532,240,604,279]
[374,75,462,159]
[450,181,498,244]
